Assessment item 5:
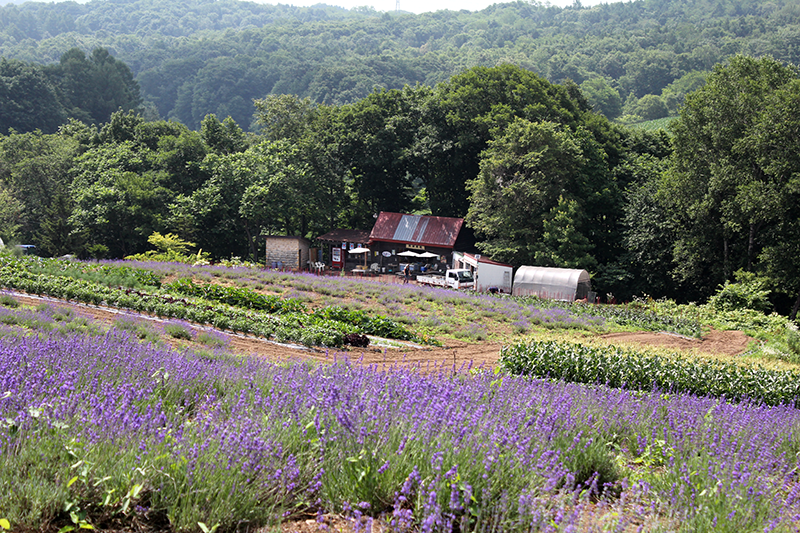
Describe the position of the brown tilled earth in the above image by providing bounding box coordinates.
[9,295,753,367]
[9,293,753,368]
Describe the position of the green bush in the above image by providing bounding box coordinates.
[0,294,18,308]
[707,270,772,314]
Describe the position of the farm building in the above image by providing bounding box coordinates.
[264,235,310,270]
[367,212,466,272]
[511,266,593,301]
[315,228,371,271]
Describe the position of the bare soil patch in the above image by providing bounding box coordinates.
[599,329,753,357]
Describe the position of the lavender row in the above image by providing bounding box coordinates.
[2,328,800,531]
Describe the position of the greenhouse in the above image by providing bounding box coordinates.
[511,266,592,301]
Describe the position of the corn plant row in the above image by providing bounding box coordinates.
[499,340,800,407]
[510,296,702,338]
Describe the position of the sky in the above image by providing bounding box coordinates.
[258,0,616,15]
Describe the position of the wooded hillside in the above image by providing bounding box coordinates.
[1,0,799,128]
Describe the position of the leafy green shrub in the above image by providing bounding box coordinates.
[707,270,772,314]
[787,324,800,356]
[164,322,193,340]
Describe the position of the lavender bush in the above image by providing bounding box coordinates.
[2,321,800,532]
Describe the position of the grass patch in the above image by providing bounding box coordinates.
[164,321,194,340]
[0,294,19,308]
[196,330,229,348]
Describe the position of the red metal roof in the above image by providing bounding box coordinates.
[369,212,464,248]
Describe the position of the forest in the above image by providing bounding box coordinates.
[1,0,800,128]
[1,56,799,319]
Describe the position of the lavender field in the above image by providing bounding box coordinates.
[2,298,800,532]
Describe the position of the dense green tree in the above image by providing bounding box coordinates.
[0,130,79,243]
[37,189,83,257]
[663,55,799,297]
[533,195,597,271]
[621,153,676,299]
[333,88,420,227]
[625,94,670,121]
[0,58,66,134]
[465,119,586,265]
[47,48,142,126]
[200,114,248,155]
[69,142,170,258]
[421,64,586,218]
[184,141,308,260]
[744,78,800,318]
[253,94,317,142]
[252,95,350,233]
[0,183,23,244]
[580,78,623,119]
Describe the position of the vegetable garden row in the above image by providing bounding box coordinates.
[500,340,800,407]
[0,258,431,348]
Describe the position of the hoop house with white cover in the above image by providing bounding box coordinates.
[511,266,592,301]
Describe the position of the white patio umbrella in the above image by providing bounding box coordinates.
[397,250,421,257]
[348,246,370,267]
[417,251,439,258]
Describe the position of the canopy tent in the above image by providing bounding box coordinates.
[511,266,592,301]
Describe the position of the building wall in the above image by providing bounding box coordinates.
[265,237,310,270]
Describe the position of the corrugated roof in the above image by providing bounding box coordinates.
[369,212,464,248]
[316,228,371,243]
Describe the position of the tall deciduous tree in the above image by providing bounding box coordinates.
[533,195,597,271]
[69,142,168,258]
[0,130,79,245]
[466,119,586,265]
[48,48,142,126]
[0,183,23,244]
[0,58,66,134]
[663,55,800,297]
[746,78,800,318]
[420,64,586,218]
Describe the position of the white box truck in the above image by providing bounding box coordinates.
[452,252,514,293]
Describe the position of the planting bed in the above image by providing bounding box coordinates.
[6,293,750,367]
